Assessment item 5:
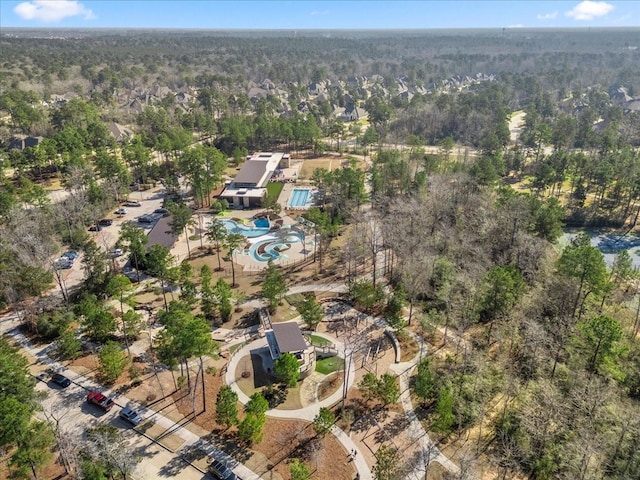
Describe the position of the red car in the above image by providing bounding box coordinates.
[87,391,115,411]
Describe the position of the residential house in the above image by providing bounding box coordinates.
[107,122,133,143]
[334,105,368,122]
[308,81,328,96]
[8,136,42,150]
[148,85,172,99]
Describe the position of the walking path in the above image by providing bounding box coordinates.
[225,333,371,479]
[226,284,461,479]
[390,361,460,477]
[2,281,462,480]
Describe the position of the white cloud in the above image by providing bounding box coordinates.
[14,0,95,23]
[537,11,558,20]
[566,1,614,21]
[310,10,330,16]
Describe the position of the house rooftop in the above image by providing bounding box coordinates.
[271,322,308,353]
[234,160,271,185]
[146,216,178,250]
[230,152,284,188]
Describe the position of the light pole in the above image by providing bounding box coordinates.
[313,223,317,263]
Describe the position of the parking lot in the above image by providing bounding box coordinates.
[91,186,169,253]
[55,185,172,290]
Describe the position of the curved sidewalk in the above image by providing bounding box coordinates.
[389,360,460,477]
[225,334,372,480]
[231,284,461,478]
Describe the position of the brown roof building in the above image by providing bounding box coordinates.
[265,321,316,378]
[272,322,309,353]
[146,216,179,250]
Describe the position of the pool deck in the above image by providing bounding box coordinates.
[232,219,316,272]
[279,183,315,210]
[203,208,316,272]
[169,157,316,272]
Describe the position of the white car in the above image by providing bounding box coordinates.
[109,248,124,257]
[119,407,143,425]
[115,208,128,215]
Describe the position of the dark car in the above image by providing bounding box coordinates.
[51,373,71,388]
[119,407,143,425]
[88,225,102,232]
[54,258,73,270]
[138,215,155,224]
[62,251,78,260]
[209,459,237,480]
[98,219,113,226]
[154,208,169,215]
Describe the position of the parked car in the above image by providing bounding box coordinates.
[138,215,155,224]
[154,208,169,215]
[36,371,50,382]
[119,407,143,425]
[109,248,124,257]
[51,373,71,388]
[54,258,73,270]
[115,208,128,215]
[98,219,113,226]
[209,459,237,480]
[124,201,142,207]
[62,251,78,260]
[87,391,115,411]
[88,224,102,232]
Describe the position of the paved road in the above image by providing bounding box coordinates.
[0,312,263,480]
[35,377,208,480]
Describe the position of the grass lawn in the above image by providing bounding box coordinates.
[308,334,332,346]
[315,356,343,375]
[298,158,338,179]
[270,300,301,323]
[267,181,284,200]
[284,292,306,307]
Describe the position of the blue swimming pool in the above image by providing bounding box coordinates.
[288,188,311,208]
[254,217,270,228]
[249,232,303,262]
[222,219,270,238]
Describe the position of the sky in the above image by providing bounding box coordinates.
[0,0,638,29]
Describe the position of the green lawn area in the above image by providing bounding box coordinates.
[267,181,284,200]
[308,334,332,346]
[315,356,343,375]
[284,293,306,307]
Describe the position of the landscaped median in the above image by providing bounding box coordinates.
[136,419,186,452]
